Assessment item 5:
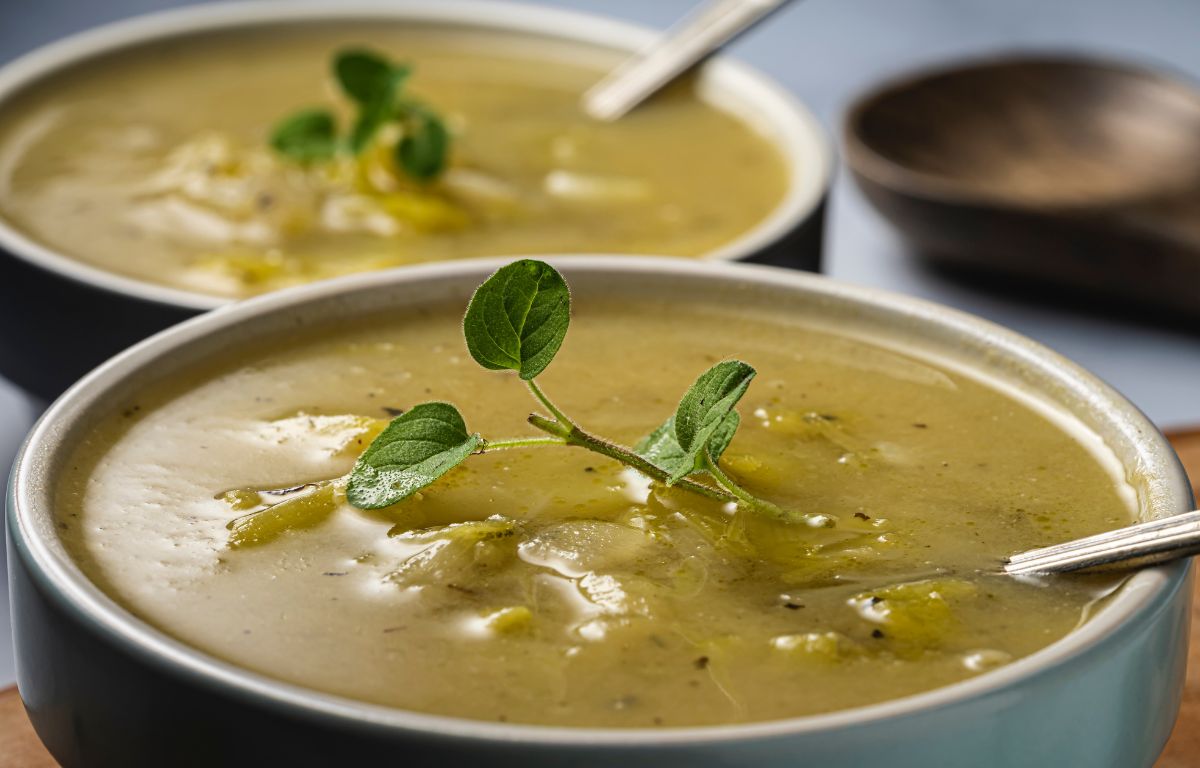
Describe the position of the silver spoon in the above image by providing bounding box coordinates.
[582,0,795,122]
[1003,509,1200,575]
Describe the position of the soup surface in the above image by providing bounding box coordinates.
[0,25,787,298]
[56,295,1134,727]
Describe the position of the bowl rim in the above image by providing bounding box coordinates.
[0,0,832,312]
[10,254,1194,746]
[842,51,1200,214]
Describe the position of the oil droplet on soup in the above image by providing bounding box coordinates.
[0,25,787,298]
[56,299,1133,727]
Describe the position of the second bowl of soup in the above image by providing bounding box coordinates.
[0,0,830,395]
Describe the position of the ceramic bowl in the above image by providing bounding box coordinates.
[8,256,1193,767]
[0,0,832,398]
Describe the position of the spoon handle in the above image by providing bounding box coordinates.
[581,0,794,121]
[1004,509,1200,575]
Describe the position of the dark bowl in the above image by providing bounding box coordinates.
[844,55,1200,320]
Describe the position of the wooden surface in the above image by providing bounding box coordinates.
[0,683,53,767]
[2,429,1198,768]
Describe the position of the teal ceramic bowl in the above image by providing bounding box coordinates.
[8,256,1193,767]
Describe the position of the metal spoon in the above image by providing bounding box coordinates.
[582,0,795,122]
[1003,509,1200,576]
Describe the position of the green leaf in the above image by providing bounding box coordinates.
[347,65,413,153]
[334,49,406,104]
[397,105,450,180]
[334,49,413,154]
[270,109,338,164]
[668,360,756,483]
[274,48,450,180]
[346,402,481,509]
[462,260,571,380]
[348,96,393,153]
[635,411,739,480]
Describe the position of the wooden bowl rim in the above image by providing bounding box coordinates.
[843,52,1200,214]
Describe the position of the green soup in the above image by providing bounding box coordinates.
[0,25,788,298]
[56,295,1133,727]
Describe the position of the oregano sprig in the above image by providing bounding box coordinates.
[270,48,450,181]
[342,259,814,524]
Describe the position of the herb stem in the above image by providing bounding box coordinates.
[524,414,731,503]
[570,428,733,502]
[525,379,577,430]
[479,436,568,452]
[527,413,572,438]
[702,453,791,521]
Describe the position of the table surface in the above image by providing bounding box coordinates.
[1,0,1198,690]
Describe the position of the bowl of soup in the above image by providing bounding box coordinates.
[9,256,1191,766]
[0,0,830,397]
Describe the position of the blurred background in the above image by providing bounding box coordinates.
[0,0,1197,688]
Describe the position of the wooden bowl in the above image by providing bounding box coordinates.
[844,56,1200,319]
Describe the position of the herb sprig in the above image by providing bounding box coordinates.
[270,48,450,181]
[345,260,813,524]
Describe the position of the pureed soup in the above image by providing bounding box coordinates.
[55,264,1135,728]
[0,23,788,298]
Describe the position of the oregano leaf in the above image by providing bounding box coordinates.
[462,260,570,380]
[334,49,401,104]
[634,411,739,480]
[274,48,448,182]
[347,66,412,153]
[348,96,392,154]
[270,109,338,164]
[397,104,450,181]
[668,360,756,483]
[346,402,481,509]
